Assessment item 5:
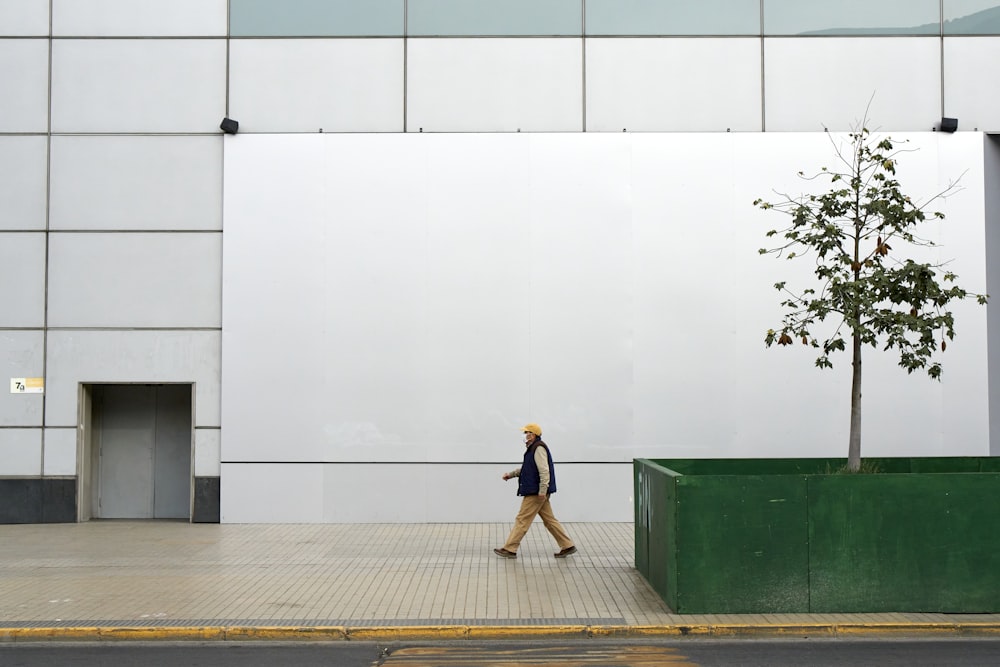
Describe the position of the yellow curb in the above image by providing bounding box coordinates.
[0,627,227,642]
[466,625,590,640]
[1,627,102,642]
[4,622,1000,642]
[589,625,705,638]
[224,626,347,641]
[346,626,469,641]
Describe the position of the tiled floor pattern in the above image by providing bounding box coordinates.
[0,522,660,626]
[2,521,999,629]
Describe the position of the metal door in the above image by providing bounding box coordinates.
[152,385,192,518]
[94,385,191,519]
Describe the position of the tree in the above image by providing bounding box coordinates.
[755,128,988,471]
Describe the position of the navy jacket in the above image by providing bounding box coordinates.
[518,442,557,496]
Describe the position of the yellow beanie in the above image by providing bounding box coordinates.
[522,423,542,436]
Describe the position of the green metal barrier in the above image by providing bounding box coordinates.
[634,457,1000,613]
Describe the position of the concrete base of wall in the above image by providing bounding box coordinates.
[0,477,221,524]
[193,476,220,523]
[0,478,77,524]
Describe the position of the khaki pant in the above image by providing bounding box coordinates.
[502,495,574,553]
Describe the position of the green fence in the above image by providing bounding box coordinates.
[635,457,1000,613]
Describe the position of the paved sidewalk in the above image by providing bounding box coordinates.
[1,521,999,641]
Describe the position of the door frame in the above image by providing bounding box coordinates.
[76,382,195,522]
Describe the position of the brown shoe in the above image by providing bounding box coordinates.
[493,548,517,559]
[554,546,577,558]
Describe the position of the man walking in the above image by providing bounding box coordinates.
[494,423,577,559]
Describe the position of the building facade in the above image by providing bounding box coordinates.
[2,0,999,524]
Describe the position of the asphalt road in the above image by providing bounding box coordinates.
[2,638,1000,667]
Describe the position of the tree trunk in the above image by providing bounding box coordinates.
[848,331,862,472]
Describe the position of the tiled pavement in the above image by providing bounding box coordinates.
[1,521,999,641]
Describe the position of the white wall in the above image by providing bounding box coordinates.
[221,131,990,523]
[763,38,941,131]
[0,136,47,229]
[50,39,226,133]
[407,38,582,132]
[945,39,1000,133]
[229,39,405,133]
[987,135,1000,456]
[49,136,222,230]
[586,38,761,132]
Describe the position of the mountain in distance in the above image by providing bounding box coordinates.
[797,5,1000,35]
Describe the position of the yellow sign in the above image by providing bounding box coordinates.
[10,378,44,394]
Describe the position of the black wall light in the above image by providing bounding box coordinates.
[939,117,958,133]
[220,117,239,134]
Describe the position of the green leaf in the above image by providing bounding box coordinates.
[754,123,987,442]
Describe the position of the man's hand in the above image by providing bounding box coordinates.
[502,473,511,481]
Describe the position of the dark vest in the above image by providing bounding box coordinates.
[518,442,557,496]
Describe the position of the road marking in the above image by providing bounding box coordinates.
[377,645,698,665]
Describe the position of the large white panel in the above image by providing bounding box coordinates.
[194,428,220,477]
[764,38,941,131]
[926,133,991,455]
[434,461,632,523]
[0,429,42,475]
[0,39,48,132]
[586,38,762,132]
[731,133,987,458]
[944,37,1000,132]
[47,232,221,327]
[45,330,221,427]
[0,136,48,230]
[0,331,44,426]
[421,136,532,448]
[53,0,226,36]
[221,135,325,449]
[222,133,990,521]
[0,0,48,37]
[323,464,432,522]
[526,135,633,453]
[221,461,633,523]
[556,462,634,522]
[51,40,226,133]
[988,135,1000,456]
[228,39,404,133]
[222,134,534,464]
[0,232,45,327]
[221,135,357,463]
[221,463,323,523]
[50,136,222,230]
[320,462,632,523]
[407,38,582,132]
[631,133,846,458]
[43,427,77,476]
